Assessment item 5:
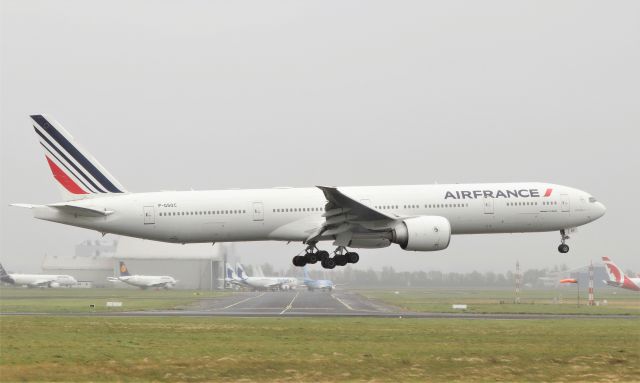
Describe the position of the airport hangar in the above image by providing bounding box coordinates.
[41,237,225,289]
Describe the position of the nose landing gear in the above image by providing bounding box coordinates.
[558,229,570,253]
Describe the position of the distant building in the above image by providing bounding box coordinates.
[42,240,116,287]
[115,237,223,290]
[42,237,225,289]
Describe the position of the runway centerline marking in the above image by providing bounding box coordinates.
[221,293,266,310]
[280,291,300,315]
[332,294,355,311]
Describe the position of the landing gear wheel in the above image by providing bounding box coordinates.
[292,255,307,267]
[321,258,336,269]
[334,254,348,266]
[558,229,570,254]
[316,250,330,261]
[346,252,359,264]
[304,253,318,264]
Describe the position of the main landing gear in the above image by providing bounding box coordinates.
[558,229,570,253]
[292,245,359,269]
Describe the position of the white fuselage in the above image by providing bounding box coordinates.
[31,182,605,246]
[115,275,176,289]
[6,273,77,287]
[239,277,297,290]
[304,279,335,291]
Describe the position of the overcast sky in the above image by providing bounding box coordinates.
[1,0,639,274]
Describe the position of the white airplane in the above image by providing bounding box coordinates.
[13,115,607,269]
[107,261,177,289]
[602,256,640,292]
[301,266,335,292]
[0,262,77,288]
[234,263,297,291]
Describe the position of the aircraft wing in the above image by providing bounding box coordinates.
[604,280,624,287]
[306,186,399,245]
[147,282,171,288]
[264,281,286,288]
[29,278,56,287]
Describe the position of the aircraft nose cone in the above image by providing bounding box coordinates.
[596,202,606,218]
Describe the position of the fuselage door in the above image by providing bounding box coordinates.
[560,194,570,213]
[143,206,155,224]
[483,197,494,214]
[252,202,264,221]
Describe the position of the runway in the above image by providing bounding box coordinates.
[2,290,636,320]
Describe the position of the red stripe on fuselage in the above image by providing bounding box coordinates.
[544,188,553,197]
[45,156,87,194]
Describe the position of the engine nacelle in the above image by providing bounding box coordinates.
[48,282,60,288]
[392,216,451,251]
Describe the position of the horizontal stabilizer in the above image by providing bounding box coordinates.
[47,203,114,217]
[10,203,41,209]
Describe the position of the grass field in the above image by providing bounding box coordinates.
[359,288,640,315]
[0,288,231,313]
[1,316,638,382]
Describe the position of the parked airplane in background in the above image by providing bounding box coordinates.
[301,267,335,292]
[107,261,177,289]
[0,262,77,288]
[235,263,297,291]
[13,115,607,269]
[224,263,246,288]
[602,257,640,292]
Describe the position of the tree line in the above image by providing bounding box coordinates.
[243,263,575,288]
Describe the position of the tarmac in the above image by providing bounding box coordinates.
[2,290,636,320]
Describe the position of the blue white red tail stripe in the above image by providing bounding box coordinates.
[36,142,95,193]
[31,115,123,193]
[30,114,126,198]
[34,126,105,193]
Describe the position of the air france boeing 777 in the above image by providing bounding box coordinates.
[13,115,607,269]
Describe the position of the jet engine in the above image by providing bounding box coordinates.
[392,216,451,251]
[48,282,60,288]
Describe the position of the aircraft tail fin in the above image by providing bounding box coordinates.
[118,261,131,277]
[602,256,626,283]
[236,263,248,280]
[225,263,238,280]
[0,263,8,278]
[0,263,13,284]
[30,114,127,201]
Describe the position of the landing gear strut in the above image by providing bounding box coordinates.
[558,229,570,253]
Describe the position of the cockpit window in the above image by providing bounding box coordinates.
[588,197,597,203]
